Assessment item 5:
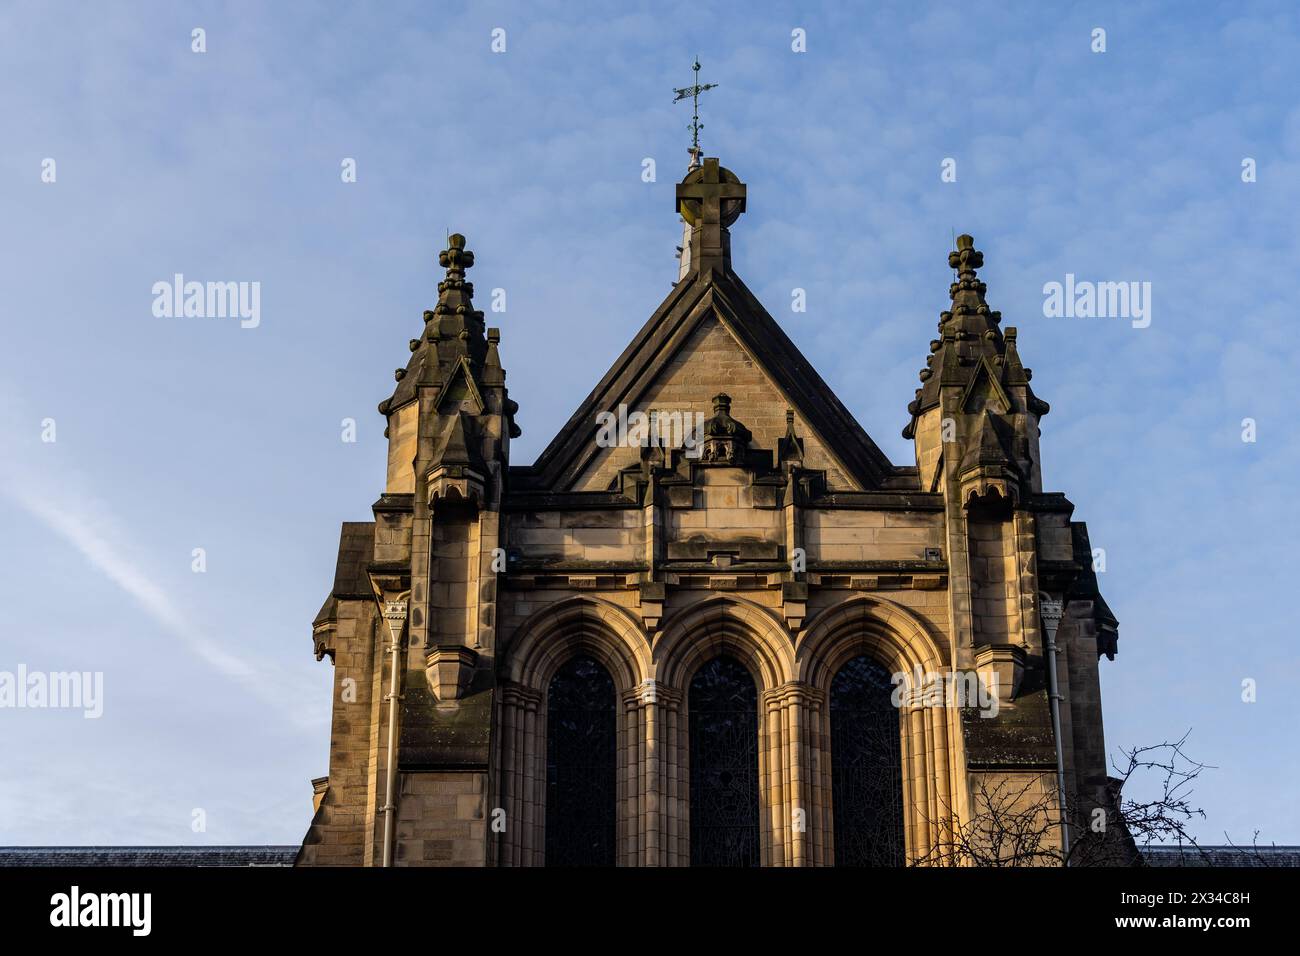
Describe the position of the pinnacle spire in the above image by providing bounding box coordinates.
[379,233,490,415]
[434,233,476,319]
[903,234,1048,440]
[949,233,983,278]
[933,234,1005,375]
[778,408,805,466]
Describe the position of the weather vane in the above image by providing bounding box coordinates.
[673,58,717,168]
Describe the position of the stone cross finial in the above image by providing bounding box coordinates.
[948,234,983,278]
[676,158,746,274]
[678,159,746,229]
[439,233,474,280]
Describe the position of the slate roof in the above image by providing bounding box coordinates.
[0,846,299,867]
[313,521,376,629]
[1140,845,1300,867]
[5,844,1296,867]
[331,522,377,598]
[1068,521,1120,659]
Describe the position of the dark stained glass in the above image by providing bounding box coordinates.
[689,655,760,866]
[830,655,906,866]
[545,655,617,866]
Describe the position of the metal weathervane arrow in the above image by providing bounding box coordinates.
[673,58,717,168]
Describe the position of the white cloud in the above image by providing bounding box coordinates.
[0,389,317,730]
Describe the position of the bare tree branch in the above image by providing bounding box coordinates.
[910,731,1217,867]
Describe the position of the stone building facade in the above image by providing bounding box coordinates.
[296,156,1123,867]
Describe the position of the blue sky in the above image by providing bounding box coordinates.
[1,0,1296,846]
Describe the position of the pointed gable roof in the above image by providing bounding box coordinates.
[903,234,1049,438]
[431,411,487,473]
[509,156,905,493]
[378,234,520,439]
[960,409,1020,477]
[513,264,896,492]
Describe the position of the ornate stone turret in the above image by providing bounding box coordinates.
[903,234,1048,502]
[902,234,1076,730]
[379,235,519,503]
[368,234,520,782]
[381,235,518,433]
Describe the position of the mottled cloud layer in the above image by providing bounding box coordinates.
[0,0,1295,844]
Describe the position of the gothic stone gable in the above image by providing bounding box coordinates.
[514,269,896,495]
[585,311,861,489]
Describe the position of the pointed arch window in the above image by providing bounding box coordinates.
[830,655,906,866]
[689,655,760,867]
[545,655,616,866]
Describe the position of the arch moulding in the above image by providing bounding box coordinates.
[795,594,964,865]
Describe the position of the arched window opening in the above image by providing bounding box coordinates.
[830,654,906,866]
[545,655,616,866]
[689,655,760,866]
